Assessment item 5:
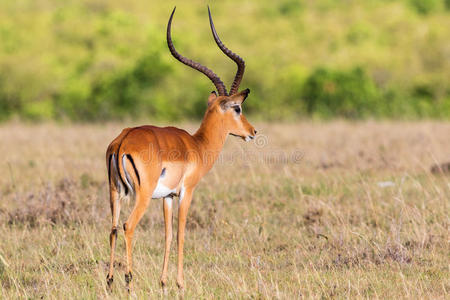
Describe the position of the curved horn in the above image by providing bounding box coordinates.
[208,6,246,95]
[167,7,228,96]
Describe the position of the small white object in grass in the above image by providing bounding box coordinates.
[377,181,395,188]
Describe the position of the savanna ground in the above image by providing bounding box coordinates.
[0,121,449,298]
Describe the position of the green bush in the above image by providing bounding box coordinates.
[408,0,443,14]
[301,67,381,118]
[278,0,303,16]
[53,49,170,121]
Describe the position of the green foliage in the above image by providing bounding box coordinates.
[302,67,380,119]
[408,0,444,14]
[278,0,303,16]
[53,50,170,121]
[0,0,449,121]
[0,78,15,121]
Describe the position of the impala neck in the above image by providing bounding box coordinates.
[193,112,228,168]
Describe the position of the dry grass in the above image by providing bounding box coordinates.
[0,121,449,299]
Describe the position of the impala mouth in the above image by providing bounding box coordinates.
[230,133,254,141]
[245,135,254,142]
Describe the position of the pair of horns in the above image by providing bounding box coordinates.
[167,6,245,96]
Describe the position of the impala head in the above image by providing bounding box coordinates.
[206,89,256,141]
[167,6,256,141]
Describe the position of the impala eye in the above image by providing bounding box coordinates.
[233,106,241,114]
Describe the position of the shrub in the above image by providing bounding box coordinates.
[408,0,443,15]
[278,0,303,16]
[301,67,381,118]
[0,75,20,121]
[53,49,170,121]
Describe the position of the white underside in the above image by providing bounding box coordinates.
[152,180,176,199]
[151,169,186,201]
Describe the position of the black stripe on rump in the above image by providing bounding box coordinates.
[115,127,140,195]
[126,154,141,185]
[107,154,112,183]
[115,150,128,195]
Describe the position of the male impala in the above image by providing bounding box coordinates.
[105,7,256,292]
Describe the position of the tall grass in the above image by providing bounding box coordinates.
[0,121,449,298]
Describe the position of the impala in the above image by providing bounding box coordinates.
[105,7,256,292]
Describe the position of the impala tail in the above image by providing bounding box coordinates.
[107,146,141,199]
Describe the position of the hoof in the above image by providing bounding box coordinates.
[125,272,133,284]
[125,272,133,293]
[160,280,168,296]
[176,281,185,297]
[106,275,113,290]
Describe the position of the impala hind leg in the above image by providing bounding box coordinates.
[123,188,153,292]
[176,188,194,293]
[160,196,173,293]
[106,187,121,289]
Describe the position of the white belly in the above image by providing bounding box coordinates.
[152,180,176,199]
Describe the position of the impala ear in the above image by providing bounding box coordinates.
[230,88,250,104]
[207,91,217,106]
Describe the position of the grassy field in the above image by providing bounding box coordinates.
[0,121,449,298]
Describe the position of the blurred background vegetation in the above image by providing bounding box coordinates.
[0,0,449,122]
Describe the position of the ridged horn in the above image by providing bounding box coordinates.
[167,7,228,96]
[208,6,246,95]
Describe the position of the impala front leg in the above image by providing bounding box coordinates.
[176,187,194,292]
[160,196,173,293]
